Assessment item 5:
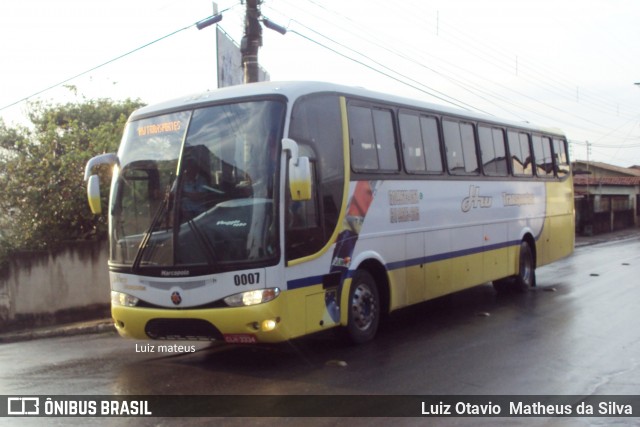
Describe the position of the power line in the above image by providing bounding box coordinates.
[288,21,493,114]
[272,0,640,151]
[0,24,187,112]
[267,2,499,114]
[270,3,615,130]
[288,27,484,114]
[270,2,526,120]
[0,4,240,113]
[296,0,639,123]
[291,3,622,131]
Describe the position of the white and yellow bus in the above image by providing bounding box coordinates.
[84,81,574,344]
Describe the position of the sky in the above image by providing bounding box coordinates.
[2,0,640,167]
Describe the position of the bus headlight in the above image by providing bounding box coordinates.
[224,288,280,307]
[111,291,139,307]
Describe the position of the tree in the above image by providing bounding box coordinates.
[0,97,145,258]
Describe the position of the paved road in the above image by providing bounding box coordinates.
[1,235,639,426]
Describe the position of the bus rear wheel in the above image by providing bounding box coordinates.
[514,240,535,291]
[493,240,535,294]
[345,270,380,344]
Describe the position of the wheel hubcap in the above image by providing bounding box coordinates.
[351,284,376,331]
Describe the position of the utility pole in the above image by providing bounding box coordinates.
[242,0,263,84]
[198,0,285,85]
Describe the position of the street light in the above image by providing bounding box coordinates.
[196,14,223,31]
[262,17,287,35]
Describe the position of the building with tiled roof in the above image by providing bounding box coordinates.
[572,160,640,235]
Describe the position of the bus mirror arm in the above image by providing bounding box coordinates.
[281,138,300,166]
[84,153,119,181]
[282,138,312,202]
[84,153,119,215]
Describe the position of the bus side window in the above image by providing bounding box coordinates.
[399,112,427,172]
[507,130,533,177]
[421,116,444,173]
[349,105,378,170]
[478,125,508,176]
[552,138,570,178]
[399,112,443,174]
[444,119,479,175]
[532,135,553,177]
[348,105,399,173]
[372,108,399,171]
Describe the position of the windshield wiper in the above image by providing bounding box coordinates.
[132,187,173,271]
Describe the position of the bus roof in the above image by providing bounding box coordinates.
[130,81,566,137]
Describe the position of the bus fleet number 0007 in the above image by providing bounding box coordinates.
[234,273,260,286]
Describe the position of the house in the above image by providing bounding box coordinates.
[572,160,640,235]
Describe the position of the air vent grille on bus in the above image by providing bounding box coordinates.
[145,318,223,341]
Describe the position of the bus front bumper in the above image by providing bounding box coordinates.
[111,295,292,344]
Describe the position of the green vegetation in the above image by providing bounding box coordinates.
[0,96,144,262]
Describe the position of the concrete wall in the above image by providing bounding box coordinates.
[0,240,110,331]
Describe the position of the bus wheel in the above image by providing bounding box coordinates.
[514,240,535,292]
[493,240,535,294]
[346,270,380,344]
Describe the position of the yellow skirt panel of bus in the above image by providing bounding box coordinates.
[537,181,575,267]
[111,284,347,344]
[386,245,514,312]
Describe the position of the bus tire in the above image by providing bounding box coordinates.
[345,269,380,344]
[514,240,535,292]
[493,240,535,294]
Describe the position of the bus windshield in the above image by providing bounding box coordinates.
[109,100,285,272]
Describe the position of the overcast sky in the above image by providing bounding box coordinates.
[2,0,640,167]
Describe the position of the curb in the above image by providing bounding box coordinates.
[0,319,115,344]
[575,228,640,248]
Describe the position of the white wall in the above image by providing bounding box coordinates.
[0,241,110,329]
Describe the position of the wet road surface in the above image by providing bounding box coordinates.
[1,236,639,426]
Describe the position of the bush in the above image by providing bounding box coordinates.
[0,97,145,261]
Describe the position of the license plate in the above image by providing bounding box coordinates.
[223,334,257,344]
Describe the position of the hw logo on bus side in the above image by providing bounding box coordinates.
[461,185,493,213]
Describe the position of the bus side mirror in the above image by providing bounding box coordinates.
[289,156,312,201]
[84,153,119,215]
[282,138,312,201]
[87,174,102,214]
